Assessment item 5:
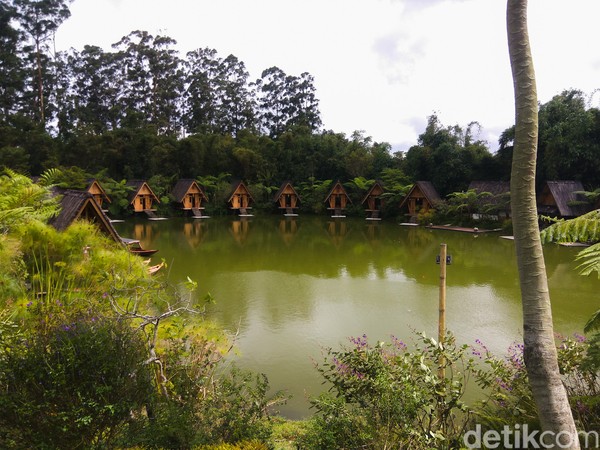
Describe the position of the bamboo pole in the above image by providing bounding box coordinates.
[438,243,447,380]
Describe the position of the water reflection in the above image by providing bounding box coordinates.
[182,220,207,249]
[325,218,349,248]
[132,221,158,249]
[113,216,598,419]
[278,218,299,246]
[230,218,251,246]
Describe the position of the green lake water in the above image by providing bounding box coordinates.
[114,215,598,419]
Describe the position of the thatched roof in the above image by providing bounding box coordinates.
[324,181,352,204]
[399,181,441,208]
[361,180,385,205]
[468,181,510,197]
[273,181,300,203]
[226,181,254,203]
[171,179,207,203]
[538,180,591,218]
[126,180,159,204]
[468,181,511,208]
[50,190,121,243]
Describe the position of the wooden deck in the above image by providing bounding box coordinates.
[426,225,502,234]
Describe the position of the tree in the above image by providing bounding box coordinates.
[507,1,579,447]
[13,0,72,124]
[254,66,321,137]
[0,0,24,119]
[111,31,183,134]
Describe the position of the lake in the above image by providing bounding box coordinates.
[114,215,598,419]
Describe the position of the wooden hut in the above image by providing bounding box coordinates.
[127,180,160,215]
[50,190,120,244]
[226,181,254,216]
[399,181,441,222]
[537,180,591,219]
[273,181,301,216]
[361,180,385,220]
[467,180,511,219]
[172,179,208,217]
[86,179,110,209]
[324,181,351,217]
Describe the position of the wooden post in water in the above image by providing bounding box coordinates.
[438,243,447,380]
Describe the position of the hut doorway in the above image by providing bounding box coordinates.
[335,195,342,208]
[188,194,197,209]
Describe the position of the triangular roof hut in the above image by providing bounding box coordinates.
[361,180,385,220]
[467,180,511,218]
[273,181,301,215]
[324,181,351,216]
[537,180,591,218]
[226,181,254,215]
[172,179,208,210]
[399,181,441,220]
[50,190,121,243]
[86,179,110,208]
[127,180,160,213]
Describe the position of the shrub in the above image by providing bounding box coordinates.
[0,316,153,449]
[302,332,474,449]
[473,333,600,434]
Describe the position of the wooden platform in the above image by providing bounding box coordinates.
[558,242,590,247]
[426,225,502,234]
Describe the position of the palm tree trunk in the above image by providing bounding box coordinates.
[507,1,579,448]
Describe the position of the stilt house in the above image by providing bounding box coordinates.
[361,180,385,220]
[324,181,351,217]
[399,181,441,222]
[273,181,300,216]
[127,180,160,213]
[227,181,254,216]
[86,179,110,209]
[172,179,208,217]
[50,190,120,244]
[467,180,511,219]
[537,180,591,219]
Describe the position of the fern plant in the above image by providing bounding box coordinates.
[540,209,600,244]
[0,169,60,233]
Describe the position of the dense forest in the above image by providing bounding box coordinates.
[2,0,600,202]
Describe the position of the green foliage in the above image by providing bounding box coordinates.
[197,173,232,215]
[297,178,332,214]
[0,315,153,449]
[198,440,269,450]
[0,168,60,233]
[540,209,600,245]
[302,332,473,449]
[576,243,600,279]
[99,177,135,218]
[0,236,25,303]
[473,334,600,435]
[15,220,148,293]
[122,361,286,448]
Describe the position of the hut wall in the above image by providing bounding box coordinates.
[87,182,106,207]
[133,195,154,212]
[406,187,430,215]
[183,193,202,209]
[231,192,250,209]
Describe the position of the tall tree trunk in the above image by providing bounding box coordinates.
[35,38,45,124]
[507,1,579,448]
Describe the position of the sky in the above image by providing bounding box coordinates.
[54,0,600,153]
